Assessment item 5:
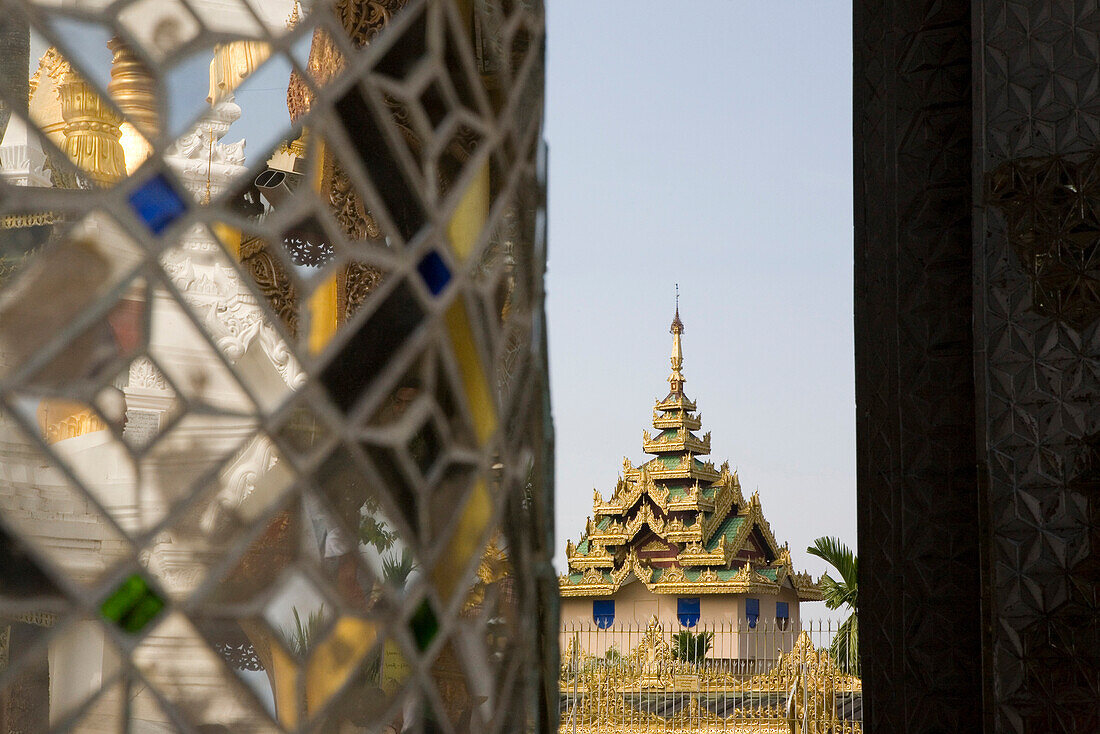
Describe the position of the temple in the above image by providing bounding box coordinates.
[559,307,822,645]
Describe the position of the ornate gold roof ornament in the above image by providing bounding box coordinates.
[29,47,71,151]
[580,567,604,585]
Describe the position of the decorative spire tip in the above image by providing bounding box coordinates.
[671,284,684,334]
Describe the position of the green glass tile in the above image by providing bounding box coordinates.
[102,574,164,634]
[409,599,439,651]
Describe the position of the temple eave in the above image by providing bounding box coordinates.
[643,437,711,455]
[653,411,702,430]
[656,395,697,412]
[626,466,720,483]
[559,572,823,599]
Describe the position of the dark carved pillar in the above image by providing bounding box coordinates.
[853,0,985,731]
[976,2,1100,731]
[857,1,1100,731]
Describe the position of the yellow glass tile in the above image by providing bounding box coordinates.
[445,161,490,261]
[444,300,497,444]
[268,640,300,728]
[304,617,378,714]
[432,479,491,602]
[212,222,243,259]
[308,273,340,355]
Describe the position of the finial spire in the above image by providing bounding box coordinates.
[669,287,685,394]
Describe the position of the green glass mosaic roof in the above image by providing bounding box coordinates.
[706,516,745,551]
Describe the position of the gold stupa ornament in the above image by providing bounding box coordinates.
[57,68,126,185]
[560,308,823,600]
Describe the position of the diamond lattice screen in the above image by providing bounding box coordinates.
[0,0,554,731]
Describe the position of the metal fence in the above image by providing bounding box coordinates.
[559,619,861,734]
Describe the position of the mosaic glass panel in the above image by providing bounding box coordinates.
[0,0,554,731]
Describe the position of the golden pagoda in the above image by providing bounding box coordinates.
[559,306,822,635]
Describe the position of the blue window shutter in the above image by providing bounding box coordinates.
[677,597,700,628]
[776,601,789,619]
[593,599,615,629]
[746,597,760,628]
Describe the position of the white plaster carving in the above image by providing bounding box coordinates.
[0,115,52,187]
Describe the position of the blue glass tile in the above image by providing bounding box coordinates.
[128,174,186,234]
[417,250,451,295]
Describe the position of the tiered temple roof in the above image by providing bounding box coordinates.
[560,308,822,600]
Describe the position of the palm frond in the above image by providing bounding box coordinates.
[286,604,328,657]
[807,536,858,603]
[671,631,713,664]
[816,572,857,611]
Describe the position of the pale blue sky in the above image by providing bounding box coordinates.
[543,1,856,590]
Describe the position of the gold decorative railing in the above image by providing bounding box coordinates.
[560,618,861,733]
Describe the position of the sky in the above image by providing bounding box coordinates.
[543,1,856,597]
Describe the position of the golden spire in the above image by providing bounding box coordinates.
[107,37,157,173]
[208,41,271,106]
[107,38,157,135]
[669,285,685,395]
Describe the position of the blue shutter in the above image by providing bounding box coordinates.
[746,597,760,628]
[593,599,615,629]
[677,597,700,628]
[776,601,791,630]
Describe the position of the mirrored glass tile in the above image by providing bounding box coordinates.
[117,0,201,63]
[0,418,133,589]
[319,279,425,414]
[131,611,282,733]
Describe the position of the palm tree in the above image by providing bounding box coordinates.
[286,604,329,658]
[672,630,714,665]
[381,547,417,586]
[806,536,858,674]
